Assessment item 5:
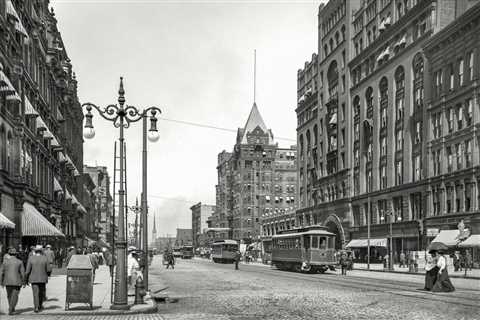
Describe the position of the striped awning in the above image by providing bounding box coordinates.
[345,238,387,248]
[54,177,63,193]
[65,189,72,200]
[6,0,20,21]
[25,97,39,115]
[0,70,17,94]
[0,212,15,229]
[22,202,64,237]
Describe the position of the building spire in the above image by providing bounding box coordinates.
[253,49,256,104]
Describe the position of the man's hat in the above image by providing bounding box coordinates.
[34,245,44,252]
[128,246,137,252]
[8,247,17,255]
[46,244,52,248]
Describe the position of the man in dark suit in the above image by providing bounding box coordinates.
[44,245,55,277]
[26,245,49,313]
[0,247,25,315]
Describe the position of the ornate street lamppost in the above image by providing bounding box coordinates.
[82,77,161,309]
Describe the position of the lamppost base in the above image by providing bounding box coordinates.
[110,303,131,311]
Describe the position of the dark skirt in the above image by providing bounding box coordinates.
[432,269,455,292]
[424,266,438,290]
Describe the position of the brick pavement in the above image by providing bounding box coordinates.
[0,264,156,316]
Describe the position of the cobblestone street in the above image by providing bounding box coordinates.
[151,257,480,320]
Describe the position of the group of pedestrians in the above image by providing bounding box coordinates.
[0,245,53,315]
[452,250,473,272]
[424,250,455,292]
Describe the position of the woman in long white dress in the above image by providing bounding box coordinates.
[431,251,455,292]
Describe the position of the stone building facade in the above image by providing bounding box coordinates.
[84,165,113,246]
[190,202,215,248]
[296,0,480,257]
[0,0,88,250]
[211,103,297,243]
[423,2,480,260]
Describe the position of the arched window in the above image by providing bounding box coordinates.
[365,87,373,110]
[413,53,424,108]
[395,66,405,122]
[324,44,329,57]
[6,131,12,173]
[0,125,5,170]
[335,31,340,46]
[327,60,339,98]
[306,129,311,156]
[299,134,304,159]
[379,77,388,100]
[353,95,360,117]
[341,25,346,42]
[329,38,334,51]
[379,77,388,128]
[313,124,318,146]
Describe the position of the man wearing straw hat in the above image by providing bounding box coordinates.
[25,245,49,313]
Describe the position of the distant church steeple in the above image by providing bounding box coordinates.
[151,213,157,244]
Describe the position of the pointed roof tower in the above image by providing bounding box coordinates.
[151,213,157,243]
[239,103,275,144]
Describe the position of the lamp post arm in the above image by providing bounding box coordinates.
[82,103,122,123]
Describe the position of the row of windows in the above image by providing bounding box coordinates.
[321,1,346,38]
[431,182,478,216]
[431,98,474,139]
[433,52,475,98]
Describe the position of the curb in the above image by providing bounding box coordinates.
[22,305,159,316]
[354,268,480,280]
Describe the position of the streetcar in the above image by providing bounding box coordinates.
[261,237,272,264]
[181,245,194,259]
[172,247,182,258]
[211,239,239,263]
[271,225,337,273]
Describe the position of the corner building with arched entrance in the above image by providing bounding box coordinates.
[296,0,477,260]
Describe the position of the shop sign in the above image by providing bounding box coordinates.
[426,228,439,237]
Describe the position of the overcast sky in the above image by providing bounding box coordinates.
[52,0,321,239]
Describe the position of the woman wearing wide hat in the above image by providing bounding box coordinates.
[424,250,438,291]
[431,250,455,292]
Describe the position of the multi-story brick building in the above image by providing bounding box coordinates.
[423,2,480,262]
[190,202,215,248]
[210,103,297,243]
[84,165,113,246]
[296,0,480,259]
[0,0,89,249]
[296,0,360,250]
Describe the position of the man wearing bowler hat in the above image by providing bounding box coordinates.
[26,245,49,313]
[0,247,25,315]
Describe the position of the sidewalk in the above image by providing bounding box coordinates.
[0,265,157,316]
[353,263,480,279]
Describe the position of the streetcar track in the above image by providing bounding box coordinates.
[184,259,480,308]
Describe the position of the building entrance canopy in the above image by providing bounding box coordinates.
[429,229,464,247]
[345,238,387,248]
[458,234,480,248]
[22,202,65,237]
[0,212,15,229]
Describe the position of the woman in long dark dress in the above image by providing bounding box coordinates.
[424,251,438,291]
[432,251,455,292]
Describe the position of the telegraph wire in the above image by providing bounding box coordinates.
[158,117,296,142]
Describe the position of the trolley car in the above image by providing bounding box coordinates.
[211,239,239,263]
[271,226,337,273]
[181,245,194,259]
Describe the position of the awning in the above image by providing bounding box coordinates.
[458,235,480,248]
[85,237,96,246]
[24,97,39,115]
[54,177,63,193]
[0,70,17,94]
[65,189,72,200]
[345,238,387,248]
[96,238,110,248]
[22,202,64,237]
[204,227,231,232]
[430,229,463,247]
[329,113,337,125]
[6,0,20,21]
[0,212,15,229]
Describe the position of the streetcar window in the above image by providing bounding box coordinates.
[319,237,327,249]
[329,236,335,248]
[304,236,310,249]
[312,236,319,249]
